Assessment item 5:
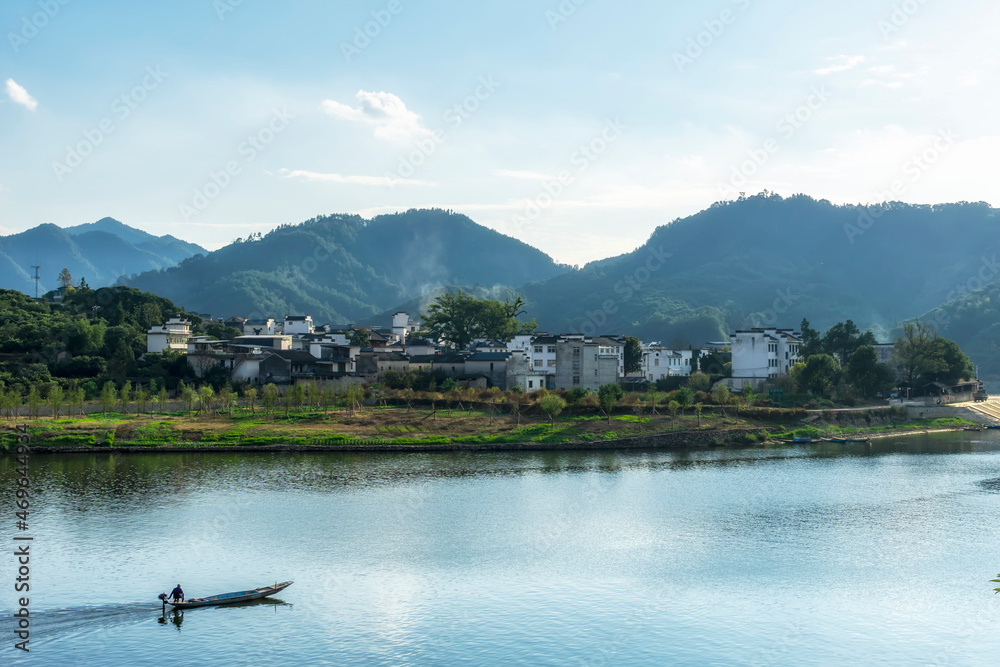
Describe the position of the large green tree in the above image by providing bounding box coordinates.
[419,291,537,349]
[822,319,877,364]
[623,336,643,375]
[797,354,842,396]
[799,318,823,358]
[846,345,895,397]
[892,320,941,388]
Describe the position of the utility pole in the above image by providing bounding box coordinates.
[30,265,41,299]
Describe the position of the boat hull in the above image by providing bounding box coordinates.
[165,581,293,609]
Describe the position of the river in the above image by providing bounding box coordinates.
[3,432,1000,665]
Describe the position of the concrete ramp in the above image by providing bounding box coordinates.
[961,398,1000,424]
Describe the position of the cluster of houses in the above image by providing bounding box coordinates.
[147,315,903,394]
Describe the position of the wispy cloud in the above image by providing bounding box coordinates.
[320,90,431,141]
[280,168,433,187]
[5,79,37,111]
[814,55,866,75]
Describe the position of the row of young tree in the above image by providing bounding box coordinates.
[1,374,762,431]
[0,378,370,420]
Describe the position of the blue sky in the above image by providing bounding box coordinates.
[1,0,996,265]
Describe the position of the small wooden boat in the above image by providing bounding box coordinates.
[160,581,292,609]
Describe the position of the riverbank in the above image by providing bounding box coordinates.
[0,405,984,455]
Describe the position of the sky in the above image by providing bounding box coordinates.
[1,0,997,266]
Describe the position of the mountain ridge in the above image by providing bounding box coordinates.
[125,208,570,323]
[0,218,207,293]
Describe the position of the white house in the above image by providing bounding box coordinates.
[729,328,801,389]
[642,345,698,381]
[508,334,559,378]
[391,312,420,342]
[242,318,276,335]
[283,315,314,335]
[146,317,193,353]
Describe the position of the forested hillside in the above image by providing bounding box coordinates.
[520,193,999,345]
[0,217,206,293]
[126,209,569,323]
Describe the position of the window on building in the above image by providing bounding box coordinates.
[654,358,659,366]
[547,346,556,353]
[572,377,580,385]
[534,359,542,367]
[528,380,534,388]
[547,360,556,367]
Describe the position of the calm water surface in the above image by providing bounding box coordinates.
[3,432,1000,665]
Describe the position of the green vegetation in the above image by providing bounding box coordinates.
[1,381,981,451]
[766,318,973,404]
[0,285,202,395]
[418,291,537,350]
[922,280,1000,380]
[126,209,568,326]
[519,195,998,363]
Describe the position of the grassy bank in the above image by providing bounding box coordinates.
[0,403,983,452]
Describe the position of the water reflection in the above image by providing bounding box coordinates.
[0,431,999,665]
[159,609,184,631]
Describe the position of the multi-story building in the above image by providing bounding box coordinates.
[554,335,622,391]
[729,328,801,389]
[283,315,314,335]
[642,345,699,381]
[146,317,193,353]
[391,312,420,342]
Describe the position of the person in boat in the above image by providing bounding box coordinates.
[170,584,184,603]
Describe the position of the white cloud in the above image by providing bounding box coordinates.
[320,90,431,141]
[5,79,37,111]
[280,168,433,187]
[814,55,866,75]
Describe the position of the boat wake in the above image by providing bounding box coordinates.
[0,602,161,646]
[975,477,1000,493]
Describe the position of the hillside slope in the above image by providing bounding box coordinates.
[125,209,569,322]
[0,218,207,292]
[919,281,1000,379]
[520,194,999,344]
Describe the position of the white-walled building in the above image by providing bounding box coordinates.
[146,317,193,353]
[392,312,420,342]
[508,334,559,378]
[242,318,276,335]
[642,345,699,381]
[283,315,314,335]
[729,328,801,389]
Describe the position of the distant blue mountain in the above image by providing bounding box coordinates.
[0,218,206,294]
